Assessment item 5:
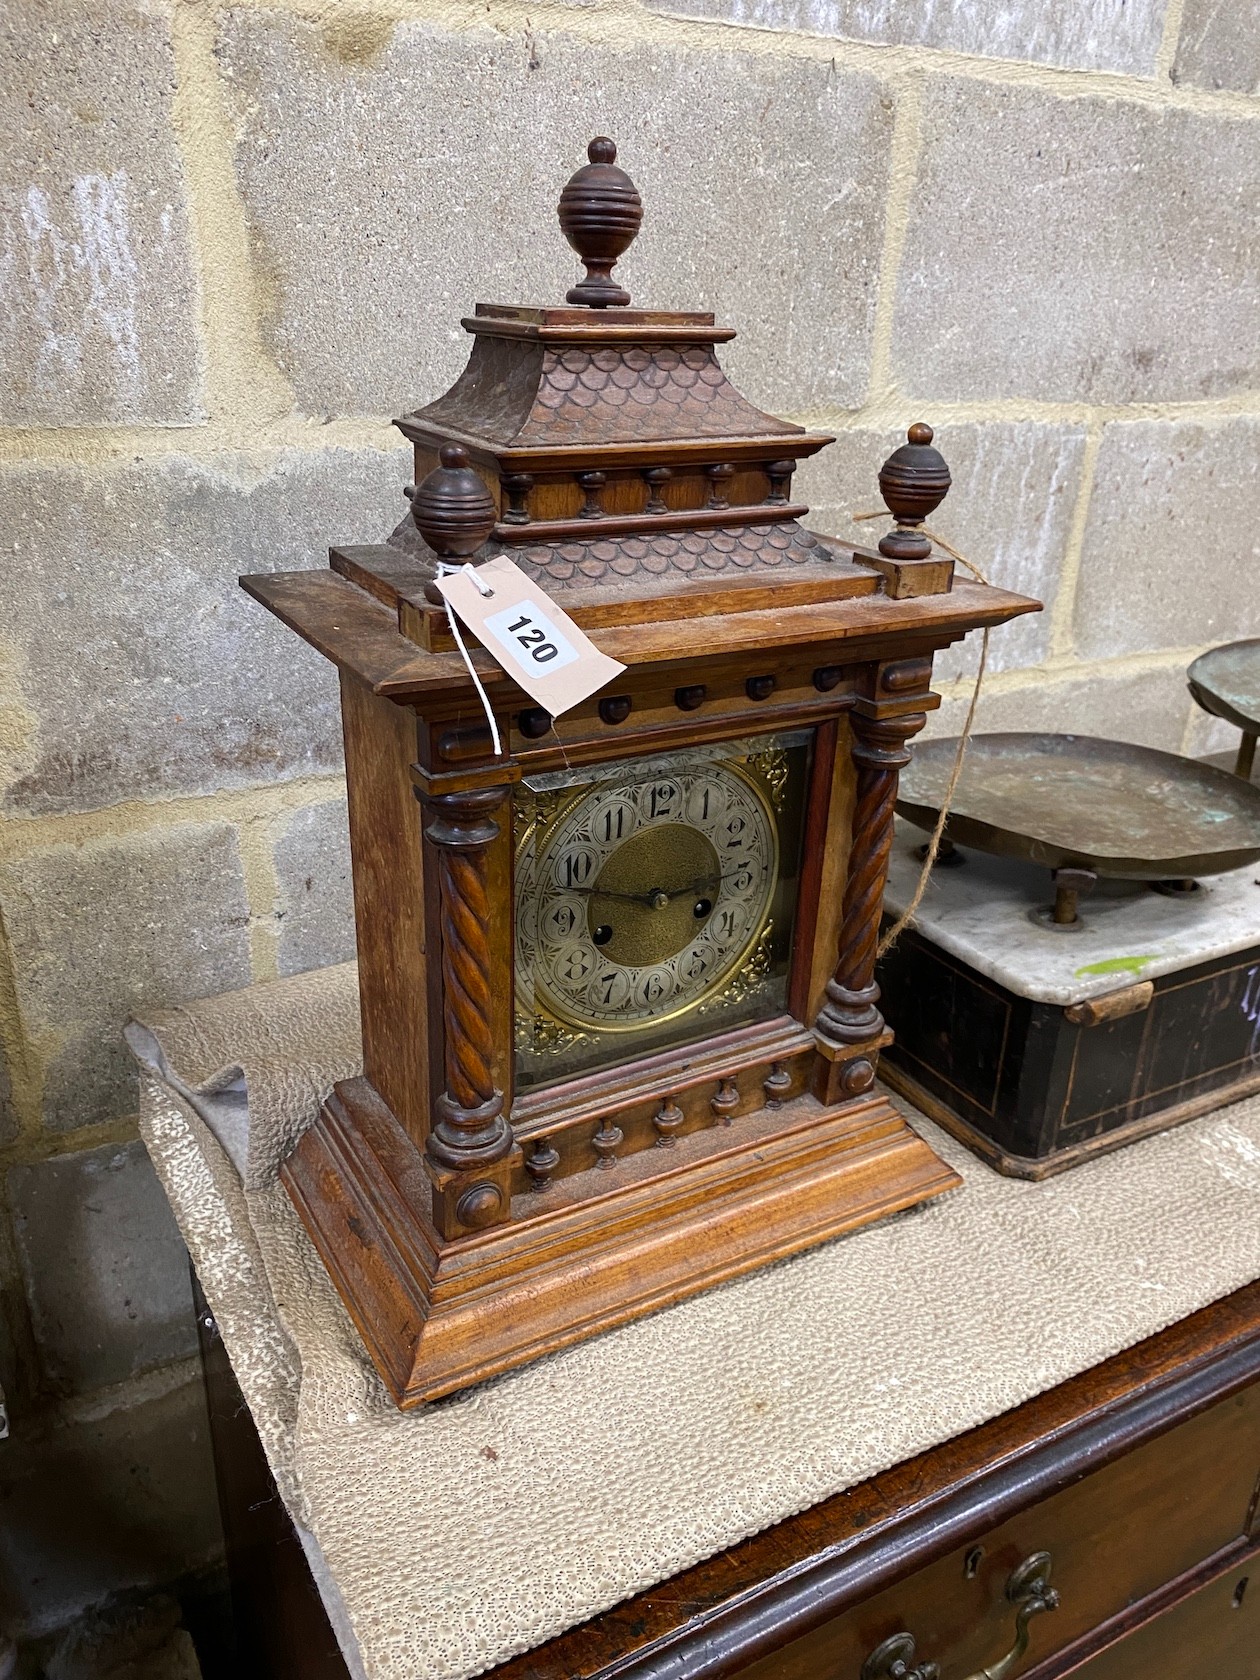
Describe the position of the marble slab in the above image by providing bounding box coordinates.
[885,818,1260,1005]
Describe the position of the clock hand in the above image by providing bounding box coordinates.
[603,877,721,904]
[565,885,667,904]
[664,869,751,898]
[569,869,751,905]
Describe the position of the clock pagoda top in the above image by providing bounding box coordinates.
[398,137,809,458]
[242,137,1041,693]
[380,136,866,601]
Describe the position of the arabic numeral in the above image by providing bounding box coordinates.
[505,614,558,664]
[637,970,671,1006]
[546,902,578,938]
[711,906,740,943]
[558,848,596,888]
[686,781,725,826]
[560,945,594,983]
[648,780,680,818]
[587,969,631,1010]
[597,800,634,843]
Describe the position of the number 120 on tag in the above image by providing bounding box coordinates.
[482,601,580,674]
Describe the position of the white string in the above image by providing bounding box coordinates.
[436,561,502,758]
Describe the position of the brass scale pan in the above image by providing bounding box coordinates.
[897,733,1260,886]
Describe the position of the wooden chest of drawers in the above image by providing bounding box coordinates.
[730,1349,1260,1680]
[199,1280,1260,1680]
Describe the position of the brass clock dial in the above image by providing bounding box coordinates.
[524,761,778,1032]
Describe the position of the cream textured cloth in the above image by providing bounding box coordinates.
[131,966,1260,1680]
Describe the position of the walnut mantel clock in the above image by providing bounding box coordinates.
[242,139,1037,1407]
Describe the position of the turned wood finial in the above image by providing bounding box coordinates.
[409,442,496,557]
[877,422,951,561]
[557,136,643,309]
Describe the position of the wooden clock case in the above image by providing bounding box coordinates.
[242,140,1037,1407]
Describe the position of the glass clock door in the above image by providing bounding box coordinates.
[514,729,811,1090]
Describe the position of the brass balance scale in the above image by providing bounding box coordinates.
[876,676,1260,1178]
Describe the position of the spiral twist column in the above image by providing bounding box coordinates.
[421,786,515,1173]
[815,712,926,1051]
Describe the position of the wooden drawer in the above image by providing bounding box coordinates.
[737,1379,1260,1680]
[1068,1560,1260,1680]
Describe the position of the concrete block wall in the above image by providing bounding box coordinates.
[0,0,1257,1636]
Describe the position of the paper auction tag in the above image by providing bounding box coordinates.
[435,554,626,718]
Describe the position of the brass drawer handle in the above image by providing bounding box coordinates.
[859,1632,938,1680]
[961,1553,1059,1680]
[860,1552,1060,1680]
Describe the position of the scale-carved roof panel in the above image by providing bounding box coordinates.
[408,337,802,450]
[382,513,841,593]
[512,520,830,590]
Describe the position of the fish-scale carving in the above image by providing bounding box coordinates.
[511,520,831,590]
[408,334,801,447]
[381,495,841,594]
[525,343,794,444]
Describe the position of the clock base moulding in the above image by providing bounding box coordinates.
[282,1070,958,1407]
